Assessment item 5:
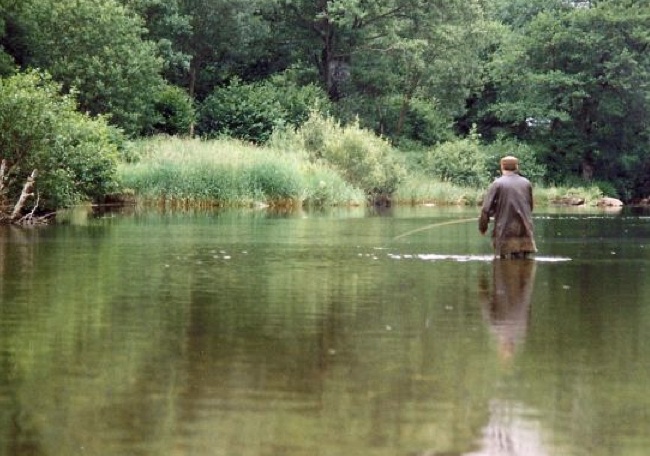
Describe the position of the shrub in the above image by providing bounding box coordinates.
[481,137,547,184]
[197,78,285,143]
[149,84,196,136]
[423,131,547,189]
[423,129,490,188]
[279,113,407,197]
[266,73,330,128]
[391,96,455,146]
[197,77,328,144]
[0,71,121,212]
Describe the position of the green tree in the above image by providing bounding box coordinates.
[485,0,572,28]
[260,0,488,144]
[22,0,165,136]
[457,0,574,140]
[343,0,488,142]
[0,71,122,215]
[0,0,33,76]
[487,1,650,198]
[174,0,271,100]
[118,0,192,78]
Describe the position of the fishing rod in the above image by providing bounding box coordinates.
[392,217,478,241]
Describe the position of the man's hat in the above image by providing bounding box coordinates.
[500,156,519,171]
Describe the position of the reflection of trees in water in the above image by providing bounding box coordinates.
[0,217,576,456]
[0,226,38,280]
[0,226,494,455]
[0,224,186,455]
[0,228,47,456]
[176,254,498,455]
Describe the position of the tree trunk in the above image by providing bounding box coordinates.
[396,76,420,138]
[396,92,411,139]
[0,159,6,194]
[10,170,37,221]
[188,63,197,137]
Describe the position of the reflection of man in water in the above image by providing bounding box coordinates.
[465,260,547,456]
[479,259,537,363]
[479,156,537,259]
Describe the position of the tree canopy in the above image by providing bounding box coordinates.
[0,71,121,214]
[1,0,650,200]
[485,1,650,197]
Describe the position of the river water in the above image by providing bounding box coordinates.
[1,205,649,456]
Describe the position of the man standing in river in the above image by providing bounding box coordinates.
[479,156,537,259]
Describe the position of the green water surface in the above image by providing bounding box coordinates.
[1,206,649,456]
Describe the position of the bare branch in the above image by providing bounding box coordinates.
[10,169,37,221]
[0,159,6,194]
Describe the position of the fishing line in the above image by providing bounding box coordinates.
[392,217,477,241]
[390,216,571,262]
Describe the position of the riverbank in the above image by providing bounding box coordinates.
[116,137,608,209]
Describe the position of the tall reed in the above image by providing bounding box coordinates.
[118,137,608,209]
[393,175,484,206]
[117,136,365,207]
[394,174,605,208]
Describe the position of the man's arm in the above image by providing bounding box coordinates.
[479,183,498,235]
[479,211,490,235]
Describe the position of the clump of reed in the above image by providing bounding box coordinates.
[393,175,484,206]
[118,136,608,209]
[534,184,604,206]
[393,175,605,208]
[117,136,365,207]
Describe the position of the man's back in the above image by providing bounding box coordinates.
[480,173,536,257]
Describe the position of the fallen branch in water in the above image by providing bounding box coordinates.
[16,193,54,225]
[0,168,51,226]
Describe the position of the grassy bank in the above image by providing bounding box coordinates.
[393,174,605,207]
[117,136,366,208]
[117,136,606,208]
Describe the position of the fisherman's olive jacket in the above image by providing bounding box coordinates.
[479,173,537,257]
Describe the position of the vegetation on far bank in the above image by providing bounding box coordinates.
[0,69,613,225]
[2,1,649,222]
[117,124,607,210]
[117,136,366,208]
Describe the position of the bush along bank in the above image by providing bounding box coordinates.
[118,113,407,208]
[117,111,616,211]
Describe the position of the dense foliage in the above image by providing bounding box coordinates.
[482,0,650,199]
[1,0,649,204]
[272,113,407,197]
[198,77,329,143]
[6,0,166,136]
[0,71,121,213]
